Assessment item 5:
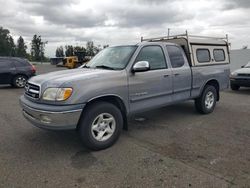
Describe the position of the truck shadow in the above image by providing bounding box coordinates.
[0,85,22,89]
[129,101,196,129]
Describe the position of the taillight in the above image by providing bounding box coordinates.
[31,65,36,73]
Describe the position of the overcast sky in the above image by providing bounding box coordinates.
[1,0,250,57]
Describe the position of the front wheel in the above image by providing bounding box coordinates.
[195,85,217,114]
[230,83,240,91]
[12,75,27,88]
[78,102,123,150]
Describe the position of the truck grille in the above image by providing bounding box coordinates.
[238,73,250,77]
[25,82,40,99]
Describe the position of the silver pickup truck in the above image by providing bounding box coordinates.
[20,33,230,150]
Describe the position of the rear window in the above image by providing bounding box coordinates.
[213,49,225,62]
[14,59,30,67]
[196,49,210,63]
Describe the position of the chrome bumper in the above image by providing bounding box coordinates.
[20,96,84,130]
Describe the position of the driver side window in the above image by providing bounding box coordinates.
[135,46,167,70]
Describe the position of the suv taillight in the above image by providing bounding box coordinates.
[31,65,36,73]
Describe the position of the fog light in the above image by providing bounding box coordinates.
[40,115,52,124]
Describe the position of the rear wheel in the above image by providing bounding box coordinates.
[230,83,240,91]
[78,102,123,150]
[195,85,217,114]
[12,75,27,88]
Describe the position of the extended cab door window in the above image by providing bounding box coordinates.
[166,45,185,68]
[135,45,167,70]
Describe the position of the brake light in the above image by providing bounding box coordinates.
[31,65,36,73]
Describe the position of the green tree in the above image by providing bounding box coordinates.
[55,46,64,57]
[65,45,74,57]
[103,44,109,49]
[0,26,16,56]
[30,34,47,61]
[73,46,86,54]
[16,36,27,57]
[86,41,95,56]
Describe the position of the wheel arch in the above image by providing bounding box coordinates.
[78,95,128,130]
[202,79,220,101]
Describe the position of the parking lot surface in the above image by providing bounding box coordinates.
[0,64,250,188]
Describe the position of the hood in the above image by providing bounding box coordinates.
[29,68,114,87]
[232,67,250,74]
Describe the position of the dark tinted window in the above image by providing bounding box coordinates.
[14,60,29,67]
[0,59,14,68]
[213,49,225,62]
[0,60,6,68]
[136,46,166,70]
[166,45,185,68]
[197,49,210,63]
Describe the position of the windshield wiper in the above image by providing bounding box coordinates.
[95,65,115,70]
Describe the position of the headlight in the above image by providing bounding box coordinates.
[230,72,237,77]
[42,88,73,101]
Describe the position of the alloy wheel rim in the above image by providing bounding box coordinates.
[16,77,26,87]
[91,113,116,142]
[205,91,214,109]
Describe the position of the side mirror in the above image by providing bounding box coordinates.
[132,61,150,72]
[241,65,245,68]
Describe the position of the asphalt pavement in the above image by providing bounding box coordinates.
[0,64,250,188]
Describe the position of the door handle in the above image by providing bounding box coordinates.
[174,73,180,76]
[163,74,169,78]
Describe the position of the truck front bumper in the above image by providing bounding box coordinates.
[230,78,250,87]
[20,95,85,130]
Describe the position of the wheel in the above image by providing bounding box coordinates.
[195,85,217,114]
[78,102,123,150]
[12,75,27,88]
[74,62,82,68]
[230,83,240,91]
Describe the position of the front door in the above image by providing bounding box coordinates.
[128,45,173,113]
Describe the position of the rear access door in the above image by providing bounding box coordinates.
[166,45,192,101]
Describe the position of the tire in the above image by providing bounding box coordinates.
[230,83,240,91]
[195,85,217,114]
[12,75,27,88]
[78,102,123,150]
[74,62,82,68]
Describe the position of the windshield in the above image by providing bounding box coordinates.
[86,46,137,70]
[245,62,250,68]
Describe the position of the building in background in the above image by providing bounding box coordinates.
[230,49,250,71]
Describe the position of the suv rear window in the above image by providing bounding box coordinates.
[213,49,225,62]
[196,49,210,63]
[14,59,30,67]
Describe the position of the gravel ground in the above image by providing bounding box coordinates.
[0,64,250,188]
